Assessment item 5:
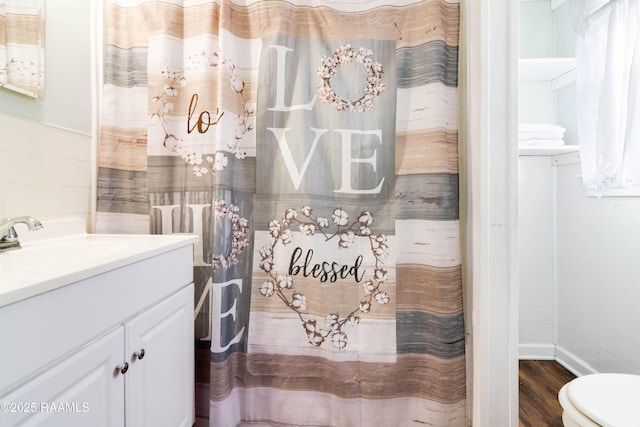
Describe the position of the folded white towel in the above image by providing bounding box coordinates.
[518,123,566,142]
[519,131,566,142]
[519,122,566,133]
[519,139,565,147]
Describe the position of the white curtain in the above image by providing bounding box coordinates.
[574,0,640,194]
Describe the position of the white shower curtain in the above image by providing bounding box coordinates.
[574,0,640,194]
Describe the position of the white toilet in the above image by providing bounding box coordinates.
[558,373,640,426]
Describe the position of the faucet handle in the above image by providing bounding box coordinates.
[1,226,19,243]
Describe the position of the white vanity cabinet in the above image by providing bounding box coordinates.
[0,233,197,427]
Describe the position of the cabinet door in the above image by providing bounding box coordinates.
[125,284,194,427]
[0,327,125,427]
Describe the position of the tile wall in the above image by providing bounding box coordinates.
[0,112,92,226]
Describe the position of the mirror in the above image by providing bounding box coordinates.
[0,0,45,99]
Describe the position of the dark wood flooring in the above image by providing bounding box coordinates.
[519,360,576,427]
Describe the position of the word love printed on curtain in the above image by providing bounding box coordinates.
[99,0,465,425]
[251,38,398,356]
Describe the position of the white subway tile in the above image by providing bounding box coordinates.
[0,113,91,221]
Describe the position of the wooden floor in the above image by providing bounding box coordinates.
[519,360,576,427]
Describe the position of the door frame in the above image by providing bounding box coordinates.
[461,0,519,425]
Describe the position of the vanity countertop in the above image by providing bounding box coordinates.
[0,219,198,308]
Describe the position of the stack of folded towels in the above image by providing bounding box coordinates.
[518,123,566,147]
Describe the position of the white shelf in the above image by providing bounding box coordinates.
[520,0,567,11]
[519,58,576,90]
[518,145,579,156]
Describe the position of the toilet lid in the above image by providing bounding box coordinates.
[567,374,640,427]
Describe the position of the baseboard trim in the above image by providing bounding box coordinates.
[518,343,556,360]
[518,344,598,377]
[554,346,598,377]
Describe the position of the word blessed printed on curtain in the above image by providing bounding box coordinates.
[148,36,396,357]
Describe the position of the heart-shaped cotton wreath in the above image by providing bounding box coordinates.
[258,206,390,350]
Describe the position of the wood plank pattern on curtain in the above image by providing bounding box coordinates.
[98,0,464,426]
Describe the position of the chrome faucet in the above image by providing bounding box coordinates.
[0,216,43,252]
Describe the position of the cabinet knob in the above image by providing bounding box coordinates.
[117,362,129,374]
[135,348,146,360]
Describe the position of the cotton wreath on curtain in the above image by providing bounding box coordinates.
[97,0,465,426]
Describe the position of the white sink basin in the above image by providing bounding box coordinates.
[0,220,198,307]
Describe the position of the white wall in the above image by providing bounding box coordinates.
[0,0,93,132]
[557,160,640,375]
[518,153,640,376]
[0,0,93,224]
[518,156,555,356]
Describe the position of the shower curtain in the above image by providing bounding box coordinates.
[97,0,465,425]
